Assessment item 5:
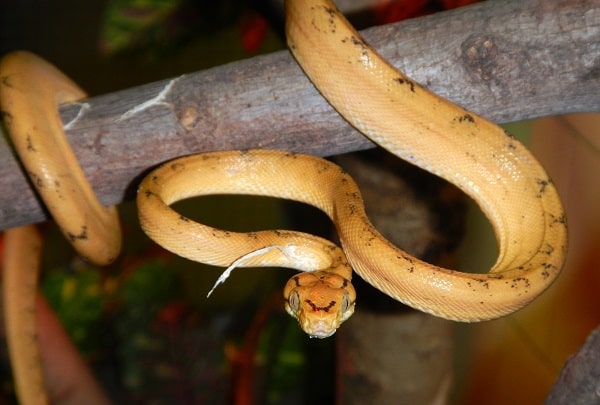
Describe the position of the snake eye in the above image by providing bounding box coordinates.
[288,290,300,313]
[340,293,350,313]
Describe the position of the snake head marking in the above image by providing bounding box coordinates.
[283,271,355,338]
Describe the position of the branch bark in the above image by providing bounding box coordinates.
[546,325,600,404]
[0,0,598,230]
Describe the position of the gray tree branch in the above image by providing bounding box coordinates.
[0,0,598,230]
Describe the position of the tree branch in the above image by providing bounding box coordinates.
[0,0,598,230]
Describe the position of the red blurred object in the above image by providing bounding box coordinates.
[240,12,268,54]
[374,0,430,24]
[440,0,479,8]
[374,0,479,24]
[155,300,191,326]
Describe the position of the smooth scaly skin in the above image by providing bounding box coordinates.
[142,0,567,324]
[2,225,47,405]
[0,51,121,265]
[286,0,568,319]
[0,52,121,405]
[137,151,357,338]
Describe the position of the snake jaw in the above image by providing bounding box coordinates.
[284,271,356,338]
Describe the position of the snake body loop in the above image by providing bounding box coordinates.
[137,151,357,337]
[1,52,122,405]
[139,0,567,330]
[284,0,568,320]
[0,51,121,266]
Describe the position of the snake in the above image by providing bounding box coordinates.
[138,0,568,337]
[0,52,121,404]
[0,51,122,266]
[0,0,568,401]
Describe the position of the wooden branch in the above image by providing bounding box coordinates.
[546,325,600,403]
[0,0,598,230]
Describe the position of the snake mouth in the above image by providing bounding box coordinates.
[310,331,336,339]
[306,324,337,339]
[301,316,340,339]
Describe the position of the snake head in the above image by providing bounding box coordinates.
[283,271,356,338]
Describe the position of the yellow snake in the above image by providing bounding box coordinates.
[0,51,121,265]
[1,52,121,404]
[0,0,568,401]
[139,0,568,335]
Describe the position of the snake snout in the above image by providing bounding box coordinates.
[306,320,338,339]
